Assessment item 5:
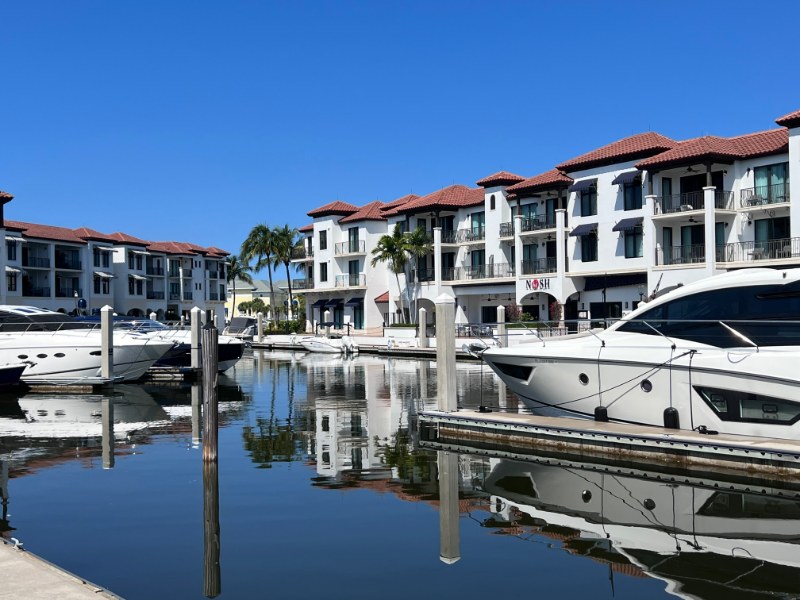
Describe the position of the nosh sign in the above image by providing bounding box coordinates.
[524,278,551,291]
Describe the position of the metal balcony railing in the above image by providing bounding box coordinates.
[23,286,50,297]
[55,259,82,270]
[656,190,734,214]
[207,269,220,279]
[740,182,790,208]
[147,291,166,300]
[521,257,557,275]
[657,244,706,265]
[520,216,556,232]
[334,240,366,255]
[335,273,367,287]
[441,229,458,244]
[445,263,514,281]
[209,292,220,301]
[292,278,313,290]
[56,288,82,298]
[147,267,165,276]
[183,292,193,301]
[718,237,799,262]
[23,257,50,268]
[182,269,193,278]
[169,292,181,300]
[499,222,514,237]
[168,270,181,278]
[413,268,436,283]
[291,246,314,259]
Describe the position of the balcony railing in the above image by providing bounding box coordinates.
[499,222,514,237]
[168,270,181,278]
[291,246,314,259]
[23,286,50,297]
[55,259,82,270]
[335,273,367,287]
[147,267,165,276]
[412,268,436,283]
[657,244,706,265]
[521,257,557,275]
[740,182,790,208]
[441,229,457,244]
[182,269,193,278]
[209,292,220,301]
[656,190,733,214]
[183,292,193,301]
[147,291,166,300]
[292,278,313,290]
[334,240,366,255]
[56,287,82,298]
[520,217,556,232]
[207,269,220,279]
[169,292,181,300]
[23,257,50,268]
[445,263,514,281]
[718,237,799,262]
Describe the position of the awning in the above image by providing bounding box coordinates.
[611,171,641,185]
[569,223,598,237]
[4,236,25,243]
[611,217,643,232]
[94,245,114,252]
[325,298,343,307]
[94,271,115,279]
[129,273,148,281]
[311,299,328,307]
[131,249,150,256]
[5,266,21,273]
[567,178,597,193]
[345,297,363,306]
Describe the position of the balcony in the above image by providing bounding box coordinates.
[168,270,181,278]
[411,268,436,283]
[521,257,557,275]
[147,267,165,276]
[23,256,50,269]
[147,291,166,300]
[209,292,220,301]
[335,273,367,288]
[655,190,733,214]
[520,217,556,233]
[182,269,193,278]
[291,246,314,260]
[445,263,514,281]
[169,292,181,301]
[183,292,193,301]
[292,278,313,290]
[718,237,799,263]
[656,244,706,265]
[207,269,220,279]
[334,240,366,255]
[740,182,790,208]
[55,258,82,270]
[499,222,514,238]
[56,287,82,298]
[23,286,50,297]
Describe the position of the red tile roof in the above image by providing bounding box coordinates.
[205,246,230,257]
[0,191,13,203]
[636,128,788,170]
[776,108,800,128]
[338,200,386,223]
[109,231,150,246]
[298,223,314,233]
[380,194,419,217]
[506,169,573,196]
[395,185,484,215]
[475,171,526,187]
[4,220,85,243]
[374,291,389,303]
[307,200,359,218]
[73,227,117,242]
[556,132,677,172]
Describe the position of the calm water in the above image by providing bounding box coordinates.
[1,350,799,600]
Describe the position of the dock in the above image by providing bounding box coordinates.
[0,539,120,599]
[418,410,800,482]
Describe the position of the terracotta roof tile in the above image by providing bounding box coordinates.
[556,132,677,172]
[205,246,230,257]
[338,200,386,223]
[475,171,526,187]
[4,220,85,244]
[506,169,573,196]
[73,227,117,243]
[298,223,314,233]
[730,128,788,158]
[396,185,484,215]
[380,194,419,217]
[109,231,150,246]
[147,241,188,255]
[776,108,800,128]
[307,200,359,218]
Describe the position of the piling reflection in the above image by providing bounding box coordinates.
[437,451,460,564]
[202,459,221,598]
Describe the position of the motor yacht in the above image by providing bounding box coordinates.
[481,268,800,440]
[294,335,358,355]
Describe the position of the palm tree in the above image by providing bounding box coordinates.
[371,224,409,323]
[226,254,253,320]
[404,226,433,323]
[241,224,277,318]
[272,224,299,320]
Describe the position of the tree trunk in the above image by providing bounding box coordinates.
[284,262,293,320]
[395,272,405,324]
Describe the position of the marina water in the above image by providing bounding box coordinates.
[1,350,798,599]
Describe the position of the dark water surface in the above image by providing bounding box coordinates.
[1,349,798,599]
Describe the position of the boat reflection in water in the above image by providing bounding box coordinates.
[471,457,800,599]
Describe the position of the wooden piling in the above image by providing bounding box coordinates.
[191,306,202,370]
[202,322,219,462]
[202,459,221,598]
[435,293,457,412]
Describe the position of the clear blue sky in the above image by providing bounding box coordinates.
[3,1,799,271]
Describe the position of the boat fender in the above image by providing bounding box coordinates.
[594,406,608,422]
[663,407,680,429]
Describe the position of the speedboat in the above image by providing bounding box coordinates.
[0,306,175,383]
[295,335,358,355]
[481,268,800,440]
[222,316,257,340]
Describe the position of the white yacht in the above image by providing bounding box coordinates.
[295,335,358,355]
[481,268,800,440]
[0,306,175,383]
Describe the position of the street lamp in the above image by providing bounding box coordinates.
[638,285,644,301]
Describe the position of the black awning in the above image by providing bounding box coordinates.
[567,178,597,193]
[311,299,328,307]
[345,297,364,307]
[325,298,343,307]
[611,217,643,232]
[611,171,641,185]
[584,273,647,291]
[569,223,597,237]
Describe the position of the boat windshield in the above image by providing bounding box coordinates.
[0,311,95,332]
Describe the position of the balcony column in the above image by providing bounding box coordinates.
[513,215,523,282]
[555,209,566,295]
[645,194,658,273]
[433,227,442,294]
[703,186,716,276]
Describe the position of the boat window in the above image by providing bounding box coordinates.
[492,362,533,381]
[696,386,800,424]
[618,283,800,346]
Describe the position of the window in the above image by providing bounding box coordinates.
[471,211,485,232]
[581,233,598,262]
[320,262,328,282]
[580,188,597,217]
[128,252,135,269]
[321,415,329,432]
[6,273,16,292]
[6,241,16,261]
[136,280,143,295]
[624,226,643,258]
[319,230,327,250]
[753,162,788,202]
[94,276,110,294]
[128,278,135,294]
[623,181,643,210]
[136,254,143,270]
[490,194,496,210]
[698,387,800,425]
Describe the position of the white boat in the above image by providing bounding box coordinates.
[295,335,358,355]
[481,268,800,440]
[0,306,175,383]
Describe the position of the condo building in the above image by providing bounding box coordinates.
[294,108,800,333]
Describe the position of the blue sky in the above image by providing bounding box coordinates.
[2,1,799,272]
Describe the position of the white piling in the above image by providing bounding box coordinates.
[191,306,202,370]
[100,305,114,381]
[324,309,331,337]
[435,293,457,412]
[418,307,428,348]
[257,312,263,343]
[191,383,201,446]
[102,397,115,469]
[438,450,461,564]
[149,311,157,322]
[496,305,506,348]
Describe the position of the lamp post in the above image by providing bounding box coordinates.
[74,290,79,315]
[638,285,644,302]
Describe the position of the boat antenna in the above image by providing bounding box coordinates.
[585,328,606,347]
[642,320,677,350]
[718,321,759,352]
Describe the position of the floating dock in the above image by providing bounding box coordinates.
[418,410,800,481]
[250,340,481,361]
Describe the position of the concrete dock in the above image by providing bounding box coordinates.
[0,539,120,599]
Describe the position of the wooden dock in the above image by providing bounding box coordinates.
[250,340,481,361]
[419,409,800,482]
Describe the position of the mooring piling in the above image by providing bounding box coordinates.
[101,397,114,470]
[202,321,219,462]
[100,305,114,381]
[435,293,457,412]
[191,306,202,370]
[203,460,221,598]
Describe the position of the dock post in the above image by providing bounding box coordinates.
[100,305,114,381]
[191,383,201,447]
[149,311,157,322]
[435,293,457,412]
[256,312,263,343]
[323,309,331,338]
[203,459,221,598]
[496,305,506,348]
[437,450,461,564]
[418,307,428,348]
[202,321,219,462]
[191,306,202,370]
[101,397,115,469]
[1,460,8,525]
